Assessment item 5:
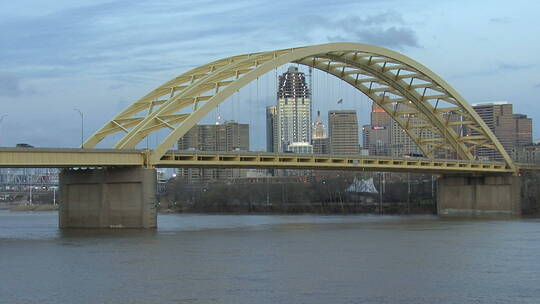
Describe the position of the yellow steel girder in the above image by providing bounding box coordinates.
[0,148,517,174]
[83,42,515,171]
[157,151,513,174]
[0,148,145,168]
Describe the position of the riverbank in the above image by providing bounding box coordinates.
[159,201,436,215]
[2,201,435,214]
[1,204,58,212]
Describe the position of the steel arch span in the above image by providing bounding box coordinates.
[85,42,515,170]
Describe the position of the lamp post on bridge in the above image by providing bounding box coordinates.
[73,109,84,149]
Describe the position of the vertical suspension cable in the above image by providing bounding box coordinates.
[238,88,241,124]
[326,69,330,109]
[275,66,278,100]
[339,75,343,110]
[308,65,313,142]
[256,76,259,150]
[275,66,278,152]
[216,90,221,124]
[313,65,317,116]
[330,69,334,109]
[230,89,234,123]
[155,128,159,150]
[235,90,238,123]
[267,70,270,107]
[249,79,252,133]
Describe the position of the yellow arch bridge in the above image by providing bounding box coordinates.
[2,42,537,228]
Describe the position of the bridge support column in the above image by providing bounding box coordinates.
[59,167,157,228]
[437,175,521,218]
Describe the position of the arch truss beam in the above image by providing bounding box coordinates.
[84,43,515,171]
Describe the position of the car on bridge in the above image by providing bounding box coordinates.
[404,152,424,158]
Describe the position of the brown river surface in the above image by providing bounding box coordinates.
[1,211,539,303]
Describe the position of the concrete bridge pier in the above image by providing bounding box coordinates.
[437,174,521,218]
[59,167,157,229]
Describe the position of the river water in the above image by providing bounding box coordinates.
[1,211,539,304]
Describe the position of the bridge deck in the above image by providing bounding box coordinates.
[1,148,534,174]
[0,148,144,168]
[157,151,515,174]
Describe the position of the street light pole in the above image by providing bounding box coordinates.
[73,109,84,148]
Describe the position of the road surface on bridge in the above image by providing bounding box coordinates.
[0,147,528,174]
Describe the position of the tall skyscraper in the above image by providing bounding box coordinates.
[266,105,278,152]
[276,66,311,152]
[177,121,249,183]
[328,110,359,155]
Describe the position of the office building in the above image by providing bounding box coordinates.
[364,100,462,158]
[276,66,311,152]
[362,101,393,156]
[514,114,533,147]
[362,125,391,156]
[388,105,460,158]
[328,110,359,155]
[371,101,392,126]
[512,142,540,164]
[266,105,278,152]
[177,121,249,183]
[312,138,329,154]
[471,101,514,161]
[389,116,425,157]
[468,101,535,161]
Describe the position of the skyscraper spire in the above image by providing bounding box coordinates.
[313,110,326,139]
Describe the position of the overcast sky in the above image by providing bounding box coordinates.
[1,0,539,150]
